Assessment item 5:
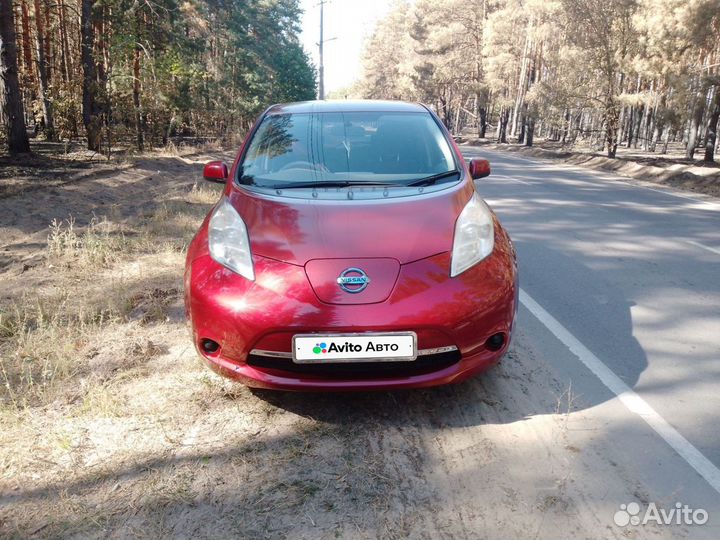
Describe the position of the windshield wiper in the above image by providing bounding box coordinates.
[405,170,460,187]
[266,180,397,190]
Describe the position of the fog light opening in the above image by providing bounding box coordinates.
[201,338,220,354]
[485,333,505,351]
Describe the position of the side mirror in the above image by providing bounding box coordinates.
[468,158,491,180]
[203,161,228,183]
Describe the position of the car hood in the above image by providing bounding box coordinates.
[227,182,474,266]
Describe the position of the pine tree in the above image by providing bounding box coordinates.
[1,0,31,154]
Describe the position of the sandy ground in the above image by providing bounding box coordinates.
[0,145,712,539]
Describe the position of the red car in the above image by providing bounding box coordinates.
[185,100,517,390]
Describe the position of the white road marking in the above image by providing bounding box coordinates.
[519,288,720,495]
[686,239,720,256]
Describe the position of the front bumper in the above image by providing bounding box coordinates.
[185,248,517,391]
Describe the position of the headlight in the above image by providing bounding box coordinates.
[450,192,495,277]
[208,198,255,280]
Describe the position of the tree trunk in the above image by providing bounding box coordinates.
[102,4,112,152]
[511,23,532,137]
[704,86,720,162]
[661,125,670,154]
[650,119,660,152]
[95,15,106,85]
[58,0,71,82]
[633,103,650,151]
[19,0,33,84]
[686,85,706,159]
[642,100,653,151]
[625,106,634,147]
[81,0,101,151]
[0,0,31,154]
[497,108,508,143]
[0,75,5,127]
[133,41,144,151]
[589,113,597,148]
[650,92,667,152]
[618,104,628,147]
[525,115,535,147]
[32,0,55,140]
[453,103,461,136]
[605,101,619,158]
[437,93,451,131]
[478,106,487,138]
[473,93,479,136]
[42,0,51,84]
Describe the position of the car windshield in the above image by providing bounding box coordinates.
[239,111,457,188]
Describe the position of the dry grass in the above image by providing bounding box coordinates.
[0,178,223,414]
[47,215,130,269]
[188,180,224,204]
[157,138,226,159]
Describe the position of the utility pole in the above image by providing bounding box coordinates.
[316,1,336,100]
[318,0,326,100]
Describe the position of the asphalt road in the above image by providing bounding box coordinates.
[462,145,720,536]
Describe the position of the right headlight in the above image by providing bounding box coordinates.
[450,192,495,277]
[208,198,255,281]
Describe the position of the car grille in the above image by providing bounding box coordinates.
[246,350,461,379]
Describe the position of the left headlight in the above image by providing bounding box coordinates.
[208,198,255,281]
[450,192,495,277]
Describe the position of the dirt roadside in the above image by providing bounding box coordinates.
[0,150,689,539]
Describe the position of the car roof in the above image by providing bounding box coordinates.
[265,100,428,115]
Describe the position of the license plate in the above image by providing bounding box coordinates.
[292,332,417,363]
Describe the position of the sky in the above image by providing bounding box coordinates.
[299,0,394,96]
